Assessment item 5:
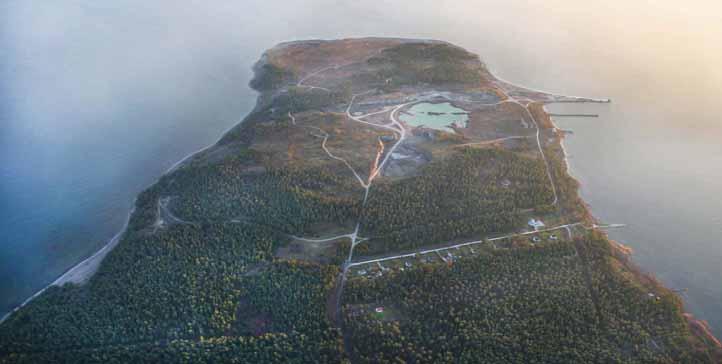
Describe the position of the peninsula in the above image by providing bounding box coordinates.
[1,38,719,363]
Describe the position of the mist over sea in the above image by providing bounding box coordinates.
[2,0,721,335]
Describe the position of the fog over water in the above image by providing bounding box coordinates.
[2,0,721,334]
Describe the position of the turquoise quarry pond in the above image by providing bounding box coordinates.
[399,102,468,133]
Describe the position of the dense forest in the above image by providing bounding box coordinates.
[0,223,346,363]
[168,162,361,234]
[343,235,718,363]
[2,333,347,364]
[148,149,363,235]
[359,148,554,255]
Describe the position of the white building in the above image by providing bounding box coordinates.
[528,218,545,231]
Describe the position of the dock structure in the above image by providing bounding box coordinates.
[591,223,627,229]
[544,98,611,104]
[548,113,599,118]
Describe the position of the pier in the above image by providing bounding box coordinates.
[549,113,599,118]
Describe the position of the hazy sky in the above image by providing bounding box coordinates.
[3,0,721,137]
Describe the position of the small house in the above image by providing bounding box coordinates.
[528,218,545,231]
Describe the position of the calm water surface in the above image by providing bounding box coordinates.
[3,0,721,335]
[399,102,469,132]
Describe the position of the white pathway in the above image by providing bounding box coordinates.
[348,223,582,268]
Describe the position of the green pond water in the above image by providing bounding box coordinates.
[399,102,468,133]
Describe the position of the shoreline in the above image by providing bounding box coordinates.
[0,107,253,326]
[0,206,134,324]
[492,76,611,104]
[546,108,721,349]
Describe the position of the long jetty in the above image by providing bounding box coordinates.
[549,113,599,118]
